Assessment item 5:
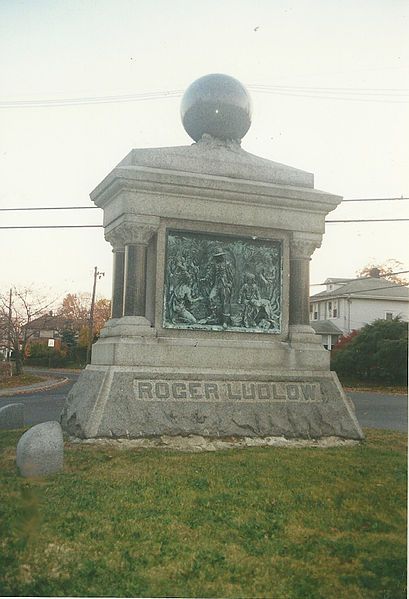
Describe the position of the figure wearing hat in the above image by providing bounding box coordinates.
[203,247,234,327]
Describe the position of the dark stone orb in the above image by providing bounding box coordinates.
[181,74,252,142]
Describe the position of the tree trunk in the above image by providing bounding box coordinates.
[14,350,23,375]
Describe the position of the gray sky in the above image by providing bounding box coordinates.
[1,0,408,302]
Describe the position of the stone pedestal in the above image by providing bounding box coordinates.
[61,133,363,442]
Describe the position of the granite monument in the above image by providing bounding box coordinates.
[61,73,363,442]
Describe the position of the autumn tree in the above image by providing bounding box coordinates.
[356,259,409,286]
[58,293,89,329]
[58,293,111,347]
[0,288,56,374]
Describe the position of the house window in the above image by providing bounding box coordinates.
[327,299,339,319]
[310,303,319,320]
[385,312,394,321]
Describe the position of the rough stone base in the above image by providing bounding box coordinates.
[67,434,361,452]
[60,365,364,441]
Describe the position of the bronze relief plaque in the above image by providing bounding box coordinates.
[163,230,282,333]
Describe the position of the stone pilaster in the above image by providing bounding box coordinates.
[110,248,125,319]
[289,234,321,326]
[101,216,159,338]
[289,233,324,348]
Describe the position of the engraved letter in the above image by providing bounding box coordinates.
[189,382,203,399]
[301,384,316,401]
[272,384,286,400]
[138,382,153,399]
[242,383,255,400]
[287,384,300,401]
[227,383,241,400]
[172,382,187,399]
[155,382,170,399]
[204,383,220,400]
[257,383,271,400]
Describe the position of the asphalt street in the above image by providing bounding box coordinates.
[0,370,407,433]
[0,369,79,428]
[349,391,408,433]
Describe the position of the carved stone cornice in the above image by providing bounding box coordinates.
[290,233,322,259]
[105,215,160,249]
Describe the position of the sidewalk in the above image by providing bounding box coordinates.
[0,376,70,397]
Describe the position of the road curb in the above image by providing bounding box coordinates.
[0,377,70,397]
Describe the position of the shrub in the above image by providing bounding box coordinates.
[331,318,408,384]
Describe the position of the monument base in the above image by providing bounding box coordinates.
[60,361,363,441]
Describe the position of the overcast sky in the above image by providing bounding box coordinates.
[1,0,408,304]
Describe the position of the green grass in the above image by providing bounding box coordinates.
[0,374,46,390]
[0,429,406,598]
[337,376,407,394]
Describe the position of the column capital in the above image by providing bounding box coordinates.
[290,233,322,260]
[105,215,160,249]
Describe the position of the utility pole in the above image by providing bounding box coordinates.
[86,267,105,364]
[7,288,12,361]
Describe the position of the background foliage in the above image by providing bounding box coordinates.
[331,318,408,384]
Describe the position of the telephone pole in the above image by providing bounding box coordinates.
[86,267,105,364]
[7,288,12,361]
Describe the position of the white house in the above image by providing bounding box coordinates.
[309,274,409,349]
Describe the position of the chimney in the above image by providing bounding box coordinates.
[369,267,381,278]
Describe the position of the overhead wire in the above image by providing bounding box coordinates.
[0,197,408,213]
[310,271,409,287]
[1,83,409,109]
[310,282,409,296]
[1,218,409,229]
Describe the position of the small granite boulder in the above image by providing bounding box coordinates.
[16,421,64,478]
[0,403,24,430]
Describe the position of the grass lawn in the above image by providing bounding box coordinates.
[0,429,406,598]
[0,374,46,390]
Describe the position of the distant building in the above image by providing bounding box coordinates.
[22,312,83,350]
[310,275,409,349]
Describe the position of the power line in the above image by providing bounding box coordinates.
[310,271,409,287]
[341,197,409,202]
[247,85,409,104]
[1,218,409,229]
[326,218,409,223]
[0,225,103,229]
[0,206,99,211]
[248,84,409,99]
[311,282,409,297]
[311,271,409,286]
[1,83,409,109]
[0,89,184,109]
[1,198,408,212]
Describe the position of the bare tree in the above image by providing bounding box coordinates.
[0,287,56,375]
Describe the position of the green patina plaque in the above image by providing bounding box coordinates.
[163,230,282,333]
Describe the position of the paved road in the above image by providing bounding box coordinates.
[0,369,79,427]
[0,371,407,432]
[349,391,408,433]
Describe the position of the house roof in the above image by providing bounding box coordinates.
[324,278,351,284]
[311,320,343,335]
[310,276,409,301]
[24,314,82,331]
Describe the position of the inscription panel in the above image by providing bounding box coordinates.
[134,380,322,403]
